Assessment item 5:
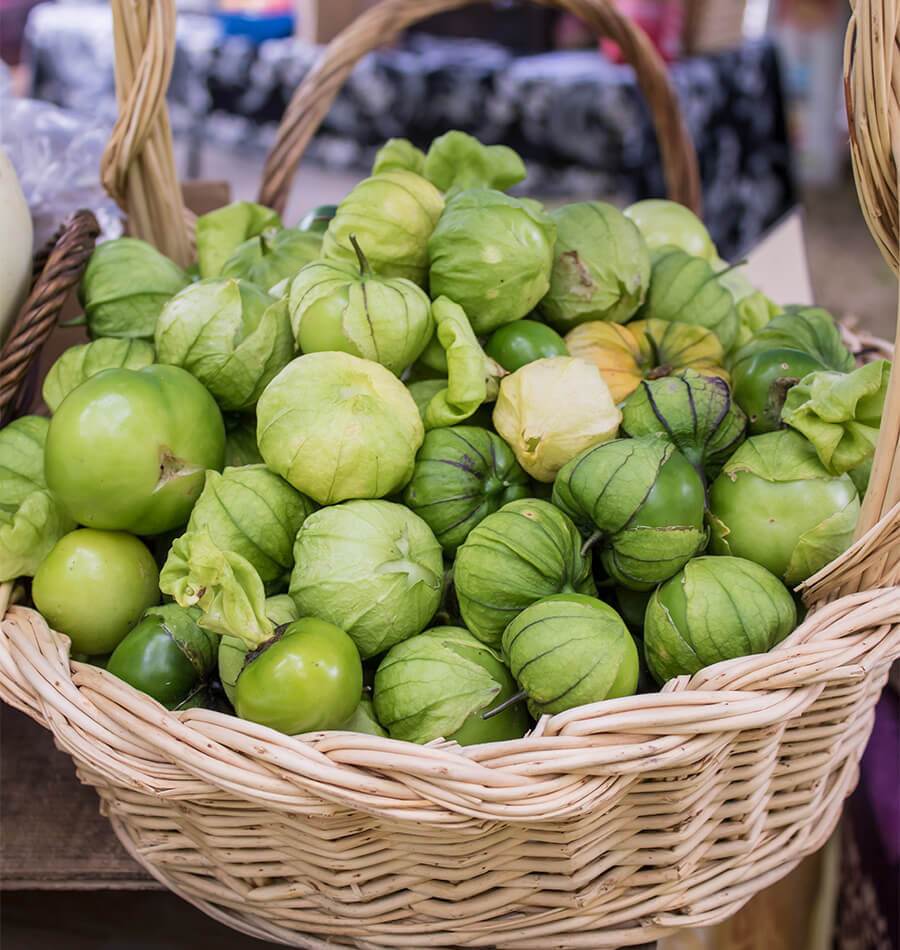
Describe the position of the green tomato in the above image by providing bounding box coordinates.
[32,529,159,655]
[708,430,860,584]
[485,320,568,372]
[106,604,216,708]
[234,617,363,735]
[45,365,226,535]
[298,204,337,234]
[731,348,825,434]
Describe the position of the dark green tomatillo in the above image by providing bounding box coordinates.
[731,348,825,434]
[106,604,218,709]
[485,320,568,372]
[403,425,530,552]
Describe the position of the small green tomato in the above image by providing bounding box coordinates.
[32,529,160,655]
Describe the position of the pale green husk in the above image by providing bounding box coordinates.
[196,201,282,279]
[428,189,556,333]
[43,338,155,412]
[155,278,294,412]
[453,498,595,649]
[256,352,424,505]
[540,201,650,330]
[289,500,443,659]
[644,556,796,682]
[781,360,890,475]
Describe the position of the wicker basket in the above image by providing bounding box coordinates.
[1,0,898,946]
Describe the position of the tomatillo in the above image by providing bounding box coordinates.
[731,348,825,434]
[32,529,159,655]
[234,617,363,735]
[485,320,568,372]
[45,365,226,535]
[107,604,217,709]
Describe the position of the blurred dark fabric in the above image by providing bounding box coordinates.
[25,3,794,259]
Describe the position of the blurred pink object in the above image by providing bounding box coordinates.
[601,0,684,63]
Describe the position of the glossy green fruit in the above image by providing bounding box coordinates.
[403,425,530,552]
[485,320,568,371]
[708,430,860,584]
[44,365,225,535]
[234,617,363,735]
[32,529,159,655]
[106,604,217,708]
[731,348,825,434]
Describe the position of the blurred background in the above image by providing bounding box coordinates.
[0,1,897,948]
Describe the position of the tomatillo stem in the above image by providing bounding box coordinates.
[481,689,527,720]
[349,233,372,277]
[581,530,603,557]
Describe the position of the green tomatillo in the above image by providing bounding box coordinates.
[553,437,708,590]
[501,593,639,717]
[373,626,530,745]
[32,529,160,655]
[234,617,363,736]
[484,319,568,372]
[708,429,860,585]
[644,556,796,682]
[289,234,433,375]
[403,425,530,552]
[453,498,596,648]
[731,347,826,434]
[44,364,226,535]
[106,604,218,709]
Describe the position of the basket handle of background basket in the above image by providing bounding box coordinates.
[257,0,702,217]
[100,0,193,268]
[844,1,900,551]
[0,211,100,426]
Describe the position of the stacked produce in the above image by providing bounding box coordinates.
[2,132,890,744]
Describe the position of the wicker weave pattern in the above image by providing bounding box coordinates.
[0,0,898,945]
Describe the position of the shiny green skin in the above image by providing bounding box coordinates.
[731,348,825,434]
[708,431,860,584]
[502,593,639,716]
[235,617,363,735]
[644,556,796,682]
[403,426,530,552]
[453,498,596,648]
[106,604,216,708]
[553,438,708,590]
[44,365,226,535]
[373,627,529,745]
[731,306,855,373]
[298,205,337,234]
[32,529,159,655]
[485,320,568,372]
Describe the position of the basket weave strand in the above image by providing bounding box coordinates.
[0,210,99,424]
[0,0,898,945]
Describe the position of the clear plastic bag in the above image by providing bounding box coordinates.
[0,66,122,249]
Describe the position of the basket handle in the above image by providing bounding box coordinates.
[844,2,900,547]
[258,0,702,217]
[0,211,100,426]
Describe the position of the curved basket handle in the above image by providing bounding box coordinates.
[844,2,900,552]
[0,210,100,426]
[259,0,701,217]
